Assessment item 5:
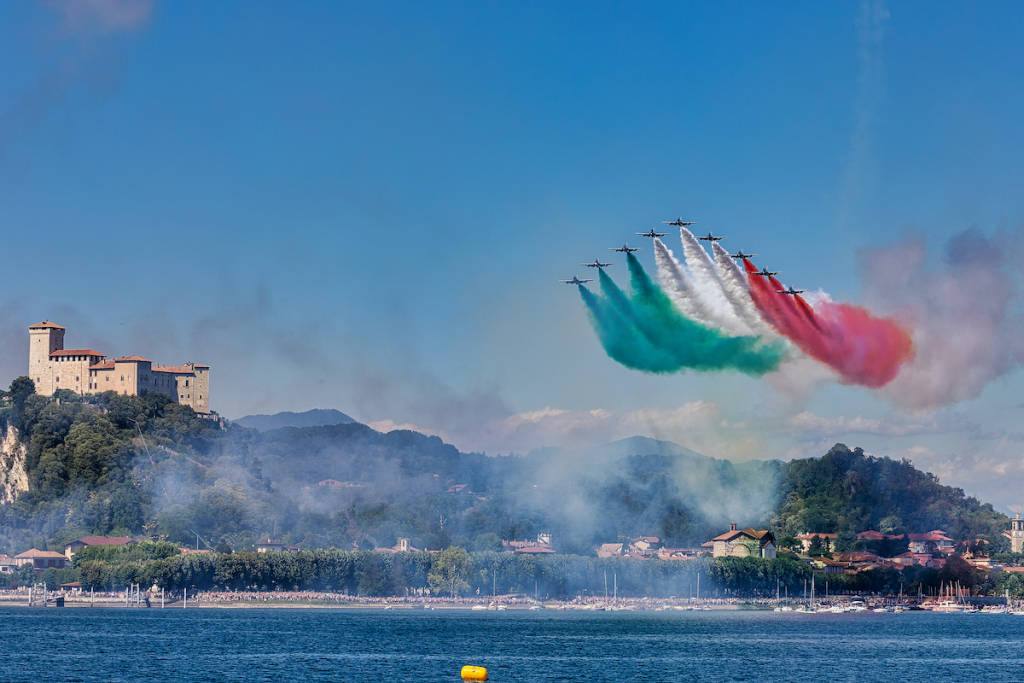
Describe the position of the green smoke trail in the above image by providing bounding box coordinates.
[579,255,786,375]
[578,285,680,372]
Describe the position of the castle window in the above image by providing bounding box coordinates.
[55,377,59,383]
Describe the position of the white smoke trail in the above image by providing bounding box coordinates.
[710,242,776,336]
[678,228,752,335]
[652,238,716,327]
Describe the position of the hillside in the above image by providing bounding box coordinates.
[233,408,356,431]
[0,378,1012,556]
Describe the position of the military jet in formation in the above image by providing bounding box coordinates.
[777,286,805,295]
[696,232,725,242]
[582,259,612,269]
[729,250,757,260]
[752,267,779,278]
[609,243,640,254]
[561,276,593,285]
[637,228,668,239]
[663,217,697,227]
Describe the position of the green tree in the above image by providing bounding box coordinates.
[428,546,472,596]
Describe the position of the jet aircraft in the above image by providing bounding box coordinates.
[729,250,757,260]
[561,276,592,285]
[777,286,805,295]
[696,232,725,242]
[662,217,697,227]
[752,267,779,277]
[582,259,612,269]
[637,229,668,238]
[609,243,640,253]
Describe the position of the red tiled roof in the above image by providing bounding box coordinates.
[514,544,556,554]
[152,365,195,374]
[15,548,65,559]
[907,532,953,542]
[51,349,105,357]
[714,528,774,542]
[115,355,152,363]
[795,533,838,540]
[192,364,210,368]
[90,361,115,370]
[29,321,65,329]
[69,536,134,547]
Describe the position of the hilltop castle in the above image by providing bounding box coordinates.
[28,321,211,414]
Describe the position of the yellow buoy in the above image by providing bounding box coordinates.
[461,665,488,681]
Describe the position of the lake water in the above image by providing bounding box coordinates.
[2,607,1023,681]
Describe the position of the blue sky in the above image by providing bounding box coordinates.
[2,1,1023,510]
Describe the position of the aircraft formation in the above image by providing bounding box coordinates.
[563,219,795,297]
[565,216,914,388]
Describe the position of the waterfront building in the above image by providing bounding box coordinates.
[710,523,777,559]
[28,321,211,414]
[14,548,68,571]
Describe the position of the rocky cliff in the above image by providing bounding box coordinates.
[0,425,28,504]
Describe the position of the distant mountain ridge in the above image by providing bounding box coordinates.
[233,408,357,432]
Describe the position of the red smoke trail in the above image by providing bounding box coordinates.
[743,259,913,387]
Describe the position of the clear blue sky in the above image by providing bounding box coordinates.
[2,1,1023,509]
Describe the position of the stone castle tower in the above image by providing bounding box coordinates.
[27,321,211,414]
[1011,514,1024,554]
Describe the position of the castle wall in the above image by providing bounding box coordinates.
[26,323,212,413]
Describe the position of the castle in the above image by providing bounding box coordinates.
[28,321,211,414]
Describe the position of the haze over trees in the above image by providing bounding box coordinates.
[0,378,1013,561]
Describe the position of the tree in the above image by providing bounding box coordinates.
[428,546,472,597]
[807,535,827,557]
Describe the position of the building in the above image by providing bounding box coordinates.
[0,554,16,573]
[710,523,777,559]
[795,533,838,554]
[907,530,955,554]
[14,549,68,571]
[597,543,623,558]
[28,321,211,414]
[1005,513,1024,554]
[64,536,135,560]
[255,539,298,553]
[375,538,423,553]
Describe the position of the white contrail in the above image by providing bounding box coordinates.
[678,228,752,335]
[652,238,716,327]
[710,242,776,336]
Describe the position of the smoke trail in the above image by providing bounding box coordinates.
[578,285,680,373]
[652,238,716,326]
[710,242,776,336]
[577,258,785,375]
[744,259,912,387]
[678,228,751,335]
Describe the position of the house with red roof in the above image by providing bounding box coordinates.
[794,532,837,554]
[0,554,16,573]
[907,531,955,554]
[710,523,776,559]
[64,536,136,560]
[15,549,68,571]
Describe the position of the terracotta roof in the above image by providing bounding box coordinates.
[152,365,195,375]
[51,349,105,357]
[15,548,65,559]
[90,361,115,370]
[29,321,65,329]
[115,355,152,363]
[68,536,134,547]
[908,532,953,542]
[795,533,838,540]
[192,364,210,368]
[514,544,556,554]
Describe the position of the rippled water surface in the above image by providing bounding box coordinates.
[2,607,1023,681]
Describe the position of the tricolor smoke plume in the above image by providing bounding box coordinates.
[744,258,913,387]
[678,228,751,335]
[577,255,785,375]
